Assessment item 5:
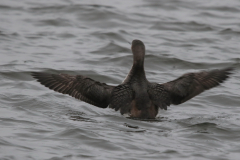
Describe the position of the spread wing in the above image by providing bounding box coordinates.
[32,72,115,108]
[148,67,233,109]
[109,84,134,114]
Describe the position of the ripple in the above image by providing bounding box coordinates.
[0,5,24,11]
[219,28,240,35]
[151,21,214,32]
[35,18,73,27]
[91,31,127,42]
[200,6,240,13]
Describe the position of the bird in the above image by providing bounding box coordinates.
[32,39,233,119]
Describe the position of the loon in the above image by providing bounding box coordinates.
[32,39,233,119]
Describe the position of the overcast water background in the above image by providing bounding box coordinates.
[0,0,240,160]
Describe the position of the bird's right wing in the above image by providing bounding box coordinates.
[148,67,233,109]
[163,67,233,105]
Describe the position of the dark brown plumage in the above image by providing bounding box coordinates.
[32,39,234,119]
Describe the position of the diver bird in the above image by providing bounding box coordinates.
[32,39,233,119]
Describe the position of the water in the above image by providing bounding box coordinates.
[0,0,240,159]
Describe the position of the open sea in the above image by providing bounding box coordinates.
[0,0,240,159]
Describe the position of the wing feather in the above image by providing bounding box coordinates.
[32,72,115,108]
[163,67,234,105]
[109,85,134,114]
[148,67,233,109]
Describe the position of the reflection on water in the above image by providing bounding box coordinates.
[0,0,240,160]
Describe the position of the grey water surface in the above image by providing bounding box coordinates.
[0,0,240,160]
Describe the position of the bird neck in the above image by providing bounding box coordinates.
[133,59,144,68]
[130,49,146,81]
[130,62,146,80]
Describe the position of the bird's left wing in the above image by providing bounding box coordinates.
[32,72,115,108]
[109,84,134,114]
